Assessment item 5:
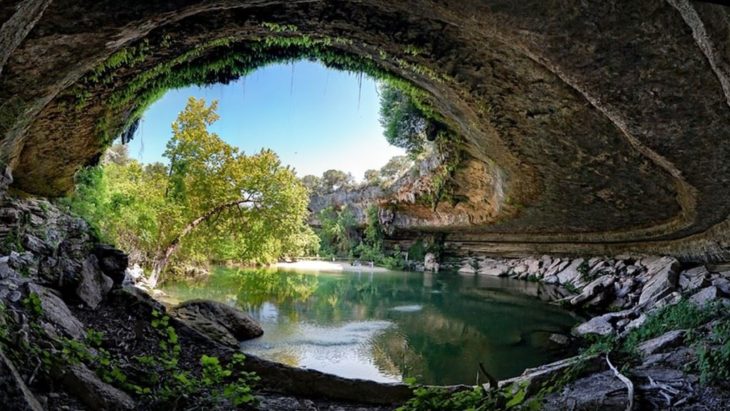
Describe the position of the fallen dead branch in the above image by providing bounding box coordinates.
[606,354,634,411]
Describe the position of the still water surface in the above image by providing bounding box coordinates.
[161,267,580,385]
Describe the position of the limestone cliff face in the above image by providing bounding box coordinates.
[2,0,730,260]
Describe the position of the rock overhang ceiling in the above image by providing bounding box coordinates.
[1,0,729,260]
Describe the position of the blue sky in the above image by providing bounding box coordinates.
[126,60,404,181]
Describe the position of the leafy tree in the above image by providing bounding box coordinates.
[379,155,412,180]
[379,83,430,156]
[300,174,322,194]
[102,143,131,166]
[320,169,353,193]
[69,97,316,285]
[363,169,382,187]
[316,206,359,257]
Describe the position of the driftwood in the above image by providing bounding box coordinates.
[606,354,634,411]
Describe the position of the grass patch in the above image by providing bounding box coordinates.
[583,300,729,384]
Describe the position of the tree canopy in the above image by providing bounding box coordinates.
[68,97,317,285]
[379,83,430,156]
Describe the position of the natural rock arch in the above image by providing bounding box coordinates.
[2,0,730,260]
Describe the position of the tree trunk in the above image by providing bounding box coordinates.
[147,198,252,287]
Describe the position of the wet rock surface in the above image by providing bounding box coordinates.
[170,299,264,347]
[61,364,136,411]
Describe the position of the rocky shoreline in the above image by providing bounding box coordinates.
[0,193,728,410]
[447,255,730,410]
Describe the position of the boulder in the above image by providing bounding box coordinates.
[638,256,679,307]
[476,259,511,276]
[0,349,44,411]
[622,313,647,333]
[123,264,144,285]
[544,259,569,278]
[678,266,710,292]
[711,277,730,295]
[0,257,17,280]
[689,286,723,307]
[625,264,641,276]
[170,299,263,347]
[636,330,685,357]
[526,258,541,275]
[62,364,135,410]
[651,291,682,312]
[458,259,476,274]
[21,234,51,256]
[423,253,439,273]
[512,264,528,276]
[574,309,636,337]
[574,314,615,337]
[25,283,84,339]
[556,258,585,285]
[569,275,614,306]
[8,251,37,278]
[587,260,612,278]
[75,255,113,309]
[92,244,128,285]
[615,277,637,298]
[549,333,570,345]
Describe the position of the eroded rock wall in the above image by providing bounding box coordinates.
[2,1,730,260]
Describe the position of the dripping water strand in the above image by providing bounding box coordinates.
[357,72,363,110]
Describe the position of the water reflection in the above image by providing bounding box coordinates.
[161,267,580,385]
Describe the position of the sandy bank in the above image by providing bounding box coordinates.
[275,260,393,273]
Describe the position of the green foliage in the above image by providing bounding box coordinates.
[22,292,43,316]
[1,228,24,254]
[622,300,723,353]
[85,329,104,348]
[320,169,354,193]
[379,155,413,181]
[407,240,427,263]
[315,204,409,269]
[379,83,431,156]
[261,22,298,33]
[581,300,729,387]
[576,260,591,280]
[421,139,462,210]
[397,380,542,411]
[563,282,580,294]
[60,337,94,364]
[127,310,259,407]
[74,32,446,146]
[397,385,485,411]
[317,206,359,258]
[363,169,382,186]
[695,319,730,385]
[8,302,259,409]
[67,98,316,282]
[363,205,384,245]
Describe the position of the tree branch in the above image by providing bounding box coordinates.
[606,354,634,411]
